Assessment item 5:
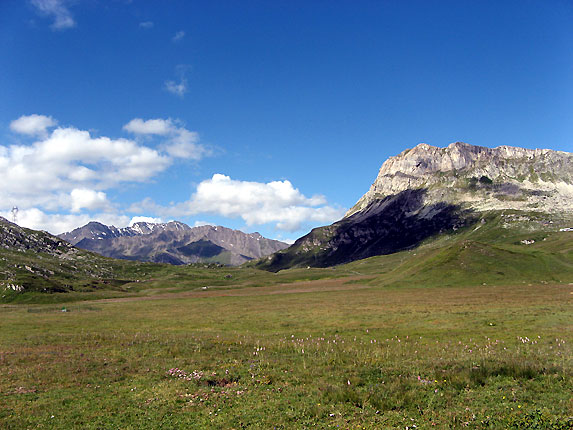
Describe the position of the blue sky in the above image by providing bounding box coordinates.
[1,0,572,241]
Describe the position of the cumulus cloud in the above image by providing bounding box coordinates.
[0,125,170,212]
[172,30,185,42]
[31,0,76,30]
[2,114,342,236]
[1,115,209,233]
[123,118,210,160]
[10,114,57,137]
[70,188,110,213]
[123,118,174,135]
[141,174,345,232]
[129,216,162,226]
[34,127,171,184]
[139,21,154,29]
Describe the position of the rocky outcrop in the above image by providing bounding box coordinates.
[60,221,289,266]
[0,217,113,294]
[347,142,573,216]
[1,216,75,256]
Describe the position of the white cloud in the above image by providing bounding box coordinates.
[172,30,185,42]
[193,220,215,227]
[165,78,188,97]
[10,114,57,137]
[165,65,190,98]
[31,0,76,30]
[123,118,210,160]
[32,127,172,184]
[0,115,212,225]
[129,216,162,226]
[145,174,345,232]
[139,21,154,29]
[123,118,174,135]
[2,115,342,236]
[70,188,109,213]
[164,142,206,160]
[0,207,130,235]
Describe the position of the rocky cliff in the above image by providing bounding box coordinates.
[1,216,75,256]
[347,142,573,216]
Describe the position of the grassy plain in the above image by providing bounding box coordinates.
[1,278,571,429]
[1,217,572,428]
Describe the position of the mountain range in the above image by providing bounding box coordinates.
[2,141,572,297]
[59,221,289,266]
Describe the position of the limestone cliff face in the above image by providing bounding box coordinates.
[347,142,573,217]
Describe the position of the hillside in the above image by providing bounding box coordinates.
[0,216,125,296]
[342,210,573,288]
[60,221,288,266]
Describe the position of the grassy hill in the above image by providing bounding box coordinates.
[343,210,573,288]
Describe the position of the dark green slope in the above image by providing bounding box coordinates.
[256,189,477,272]
[342,211,573,287]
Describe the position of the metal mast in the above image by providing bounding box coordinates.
[11,206,18,224]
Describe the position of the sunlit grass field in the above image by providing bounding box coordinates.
[1,279,571,429]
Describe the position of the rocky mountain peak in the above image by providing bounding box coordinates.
[346,142,573,217]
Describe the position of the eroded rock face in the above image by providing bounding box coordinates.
[0,216,74,255]
[347,142,573,216]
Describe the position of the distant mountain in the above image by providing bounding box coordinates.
[257,142,573,271]
[60,221,289,266]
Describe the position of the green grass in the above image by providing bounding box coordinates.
[342,212,573,289]
[1,282,571,429]
[1,212,572,427]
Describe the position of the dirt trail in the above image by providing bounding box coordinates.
[92,276,371,303]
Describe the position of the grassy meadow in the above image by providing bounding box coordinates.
[1,218,572,428]
[1,279,571,429]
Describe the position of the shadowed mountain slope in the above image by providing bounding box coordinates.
[257,189,475,271]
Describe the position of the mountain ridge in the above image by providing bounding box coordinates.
[60,221,288,266]
[347,141,573,217]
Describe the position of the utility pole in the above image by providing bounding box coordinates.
[11,206,18,224]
